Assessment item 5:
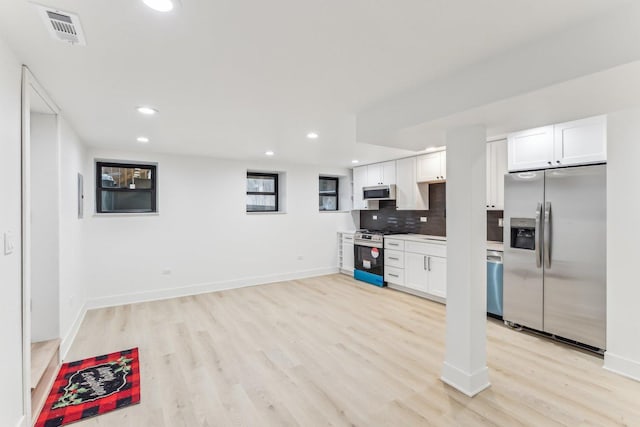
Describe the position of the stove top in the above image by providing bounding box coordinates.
[357,229,401,235]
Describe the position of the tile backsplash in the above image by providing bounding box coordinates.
[360,183,446,236]
[359,182,504,242]
[487,210,504,242]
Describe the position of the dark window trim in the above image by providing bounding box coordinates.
[247,172,279,212]
[96,161,157,213]
[319,176,339,211]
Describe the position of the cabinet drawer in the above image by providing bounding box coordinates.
[384,238,405,250]
[405,241,446,257]
[384,250,404,268]
[385,266,404,285]
[342,234,354,243]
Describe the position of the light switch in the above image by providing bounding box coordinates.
[498,218,504,227]
[372,215,378,220]
[420,217,428,223]
[4,231,15,255]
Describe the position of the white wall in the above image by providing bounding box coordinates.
[58,118,88,357]
[0,36,26,427]
[604,108,640,381]
[30,112,60,342]
[83,149,356,307]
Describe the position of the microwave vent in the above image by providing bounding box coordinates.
[33,3,86,46]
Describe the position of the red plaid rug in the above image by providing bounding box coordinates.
[36,348,141,427]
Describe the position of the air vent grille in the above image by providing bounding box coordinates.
[33,4,86,46]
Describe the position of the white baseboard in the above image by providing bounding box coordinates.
[60,301,88,360]
[441,362,491,397]
[15,415,25,427]
[86,267,339,310]
[604,351,640,382]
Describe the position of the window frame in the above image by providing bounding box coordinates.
[319,176,339,211]
[246,172,279,213]
[96,161,157,214]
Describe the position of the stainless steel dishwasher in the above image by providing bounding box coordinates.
[487,250,504,317]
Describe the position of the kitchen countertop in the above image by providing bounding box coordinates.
[386,234,504,252]
[386,234,447,243]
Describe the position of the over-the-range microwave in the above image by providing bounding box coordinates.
[363,184,396,201]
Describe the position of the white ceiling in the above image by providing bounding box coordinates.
[0,0,632,166]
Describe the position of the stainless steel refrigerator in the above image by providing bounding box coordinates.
[503,164,606,349]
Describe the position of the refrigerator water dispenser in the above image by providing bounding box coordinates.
[510,218,536,250]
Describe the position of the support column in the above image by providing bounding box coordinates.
[441,125,490,397]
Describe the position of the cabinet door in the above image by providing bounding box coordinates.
[507,126,554,171]
[341,242,354,272]
[352,166,367,210]
[493,139,508,210]
[439,151,447,180]
[395,157,416,210]
[405,252,428,292]
[427,256,447,298]
[553,115,606,167]
[381,161,396,185]
[487,139,507,209]
[416,152,442,182]
[367,163,383,186]
[486,143,493,208]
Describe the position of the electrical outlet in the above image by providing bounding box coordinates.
[161,269,172,275]
[498,218,504,227]
[372,215,378,220]
[4,231,15,255]
[420,217,428,223]
[297,255,304,261]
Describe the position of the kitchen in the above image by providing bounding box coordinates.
[340,114,607,352]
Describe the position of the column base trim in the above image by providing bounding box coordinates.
[441,362,491,397]
[604,351,640,382]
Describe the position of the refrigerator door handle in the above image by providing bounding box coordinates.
[535,202,542,268]
[544,201,551,268]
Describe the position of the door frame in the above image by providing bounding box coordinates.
[21,66,61,423]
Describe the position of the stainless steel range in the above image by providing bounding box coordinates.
[353,230,394,287]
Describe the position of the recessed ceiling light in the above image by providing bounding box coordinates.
[142,0,175,12]
[351,160,359,164]
[307,132,319,139]
[265,151,275,156]
[136,106,158,115]
[137,136,150,143]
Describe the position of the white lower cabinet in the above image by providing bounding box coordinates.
[404,252,428,292]
[338,232,354,274]
[426,256,447,298]
[384,236,447,301]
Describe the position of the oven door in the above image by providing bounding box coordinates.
[354,244,385,287]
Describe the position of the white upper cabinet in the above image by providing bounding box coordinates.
[486,139,507,210]
[554,115,607,167]
[508,115,607,172]
[396,157,428,210]
[353,165,378,210]
[416,150,446,183]
[366,161,396,186]
[508,126,554,171]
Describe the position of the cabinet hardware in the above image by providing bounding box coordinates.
[389,273,399,278]
[547,161,552,165]
[556,160,561,164]
[423,255,427,270]
[428,256,431,271]
[389,257,399,260]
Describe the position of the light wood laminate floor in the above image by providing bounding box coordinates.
[66,274,640,426]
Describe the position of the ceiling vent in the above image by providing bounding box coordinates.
[33,4,86,46]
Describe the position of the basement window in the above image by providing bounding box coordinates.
[96,161,157,213]
[247,172,279,212]
[319,176,339,211]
